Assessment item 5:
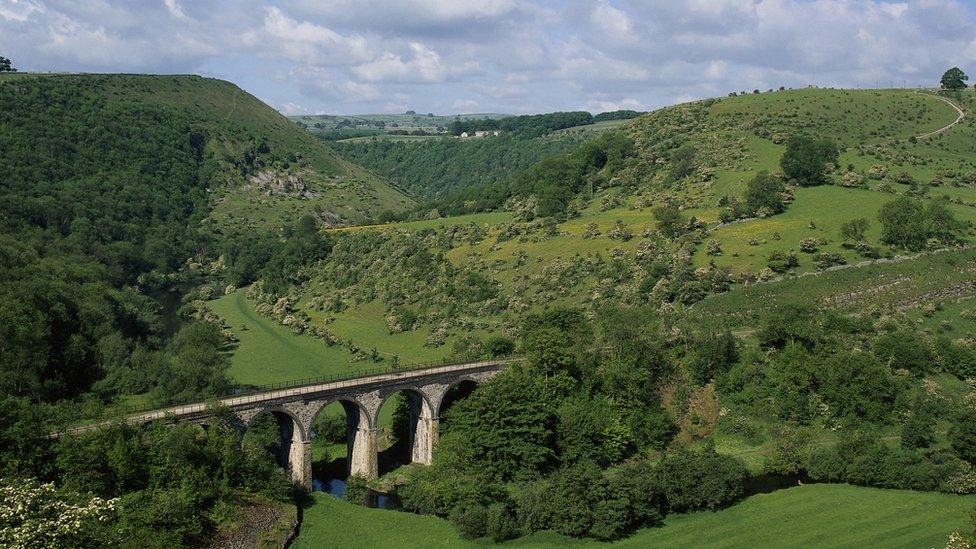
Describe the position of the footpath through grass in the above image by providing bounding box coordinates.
[292,484,974,548]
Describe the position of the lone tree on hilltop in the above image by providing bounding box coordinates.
[0,56,15,73]
[940,67,968,91]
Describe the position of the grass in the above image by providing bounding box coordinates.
[209,291,369,386]
[215,88,976,387]
[292,484,975,548]
[695,247,976,330]
[693,185,976,274]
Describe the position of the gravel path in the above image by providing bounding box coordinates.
[915,92,965,139]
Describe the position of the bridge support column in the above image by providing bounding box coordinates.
[289,437,312,490]
[349,427,379,479]
[412,416,438,465]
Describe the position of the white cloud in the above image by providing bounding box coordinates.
[452,98,479,111]
[0,0,43,22]
[249,6,371,65]
[591,1,634,39]
[1,0,974,114]
[352,41,476,83]
[585,98,644,113]
[161,0,188,20]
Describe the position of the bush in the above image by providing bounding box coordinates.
[449,504,490,539]
[767,250,799,273]
[780,135,838,186]
[485,503,518,542]
[807,433,968,492]
[657,445,747,512]
[344,475,369,506]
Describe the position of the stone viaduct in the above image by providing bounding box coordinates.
[69,360,512,489]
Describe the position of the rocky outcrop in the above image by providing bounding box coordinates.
[244,170,319,199]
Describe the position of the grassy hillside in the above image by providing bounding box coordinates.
[293,484,975,548]
[221,88,976,376]
[2,73,413,230]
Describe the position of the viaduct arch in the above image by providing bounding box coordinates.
[68,360,512,489]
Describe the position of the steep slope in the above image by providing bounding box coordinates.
[330,118,632,201]
[0,73,414,231]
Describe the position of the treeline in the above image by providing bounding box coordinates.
[335,132,588,200]
[0,76,226,404]
[0,406,293,547]
[446,109,640,137]
[431,131,636,217]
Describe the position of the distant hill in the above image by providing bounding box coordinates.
[290,112,510,140]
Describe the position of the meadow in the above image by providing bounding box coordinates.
[292,484,975,548]
[209,290,366,386]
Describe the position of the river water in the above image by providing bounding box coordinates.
[312,474,401,510]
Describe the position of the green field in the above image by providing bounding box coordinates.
[209,291,368,386]
[292,484,974,548]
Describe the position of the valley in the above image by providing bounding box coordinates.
[5,70,976,548]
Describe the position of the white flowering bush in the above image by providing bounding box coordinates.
[0,478,117,548]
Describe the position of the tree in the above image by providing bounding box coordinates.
[941,67,969,91]
[877,196,927,251]
[0,477,117,548]
[743,171,786,215]
[949,406,976,464]
[780,135,838,186]
[840,218,870,242]
[0,56,15,73]
[878,196,963,250]
[654,204,685,237]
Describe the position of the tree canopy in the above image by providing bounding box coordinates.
[940,67,969,91]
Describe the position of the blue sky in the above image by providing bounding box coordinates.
[2,0,975,115]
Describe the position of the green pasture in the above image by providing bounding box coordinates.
[292,484,975,548]
[694,247,976,330]
[209,291,367,386]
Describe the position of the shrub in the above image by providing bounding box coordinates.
[767,250,799,273]
[705,239,723,256]
[813,252,846,270]
[657,445,747,512]
[799,238,820,253]
[344,475,369,506]
[485,503,518,542]
[780,135,839,186]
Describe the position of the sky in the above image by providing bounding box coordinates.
[1,0,975,116]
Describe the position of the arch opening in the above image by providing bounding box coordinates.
[309,399,373,488]
[243,409,307,487]
[376,389,435,475]
[438,379,479,423]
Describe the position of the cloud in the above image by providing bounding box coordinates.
[249,6,371,65]
[585,98,644,113]
[0,0,43,22]
[351,41,477,83]
[1,0,974,114]
[451,98,479,111]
